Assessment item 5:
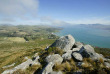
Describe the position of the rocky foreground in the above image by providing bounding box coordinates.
[2,35,110,74]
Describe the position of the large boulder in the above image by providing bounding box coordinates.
[80,45,105,61]
[45,54,63,64]
[72,52,83,61]
[42,62,54,74]
[80,45,96,58]
[50,35,75,52]
[62,50,72,60]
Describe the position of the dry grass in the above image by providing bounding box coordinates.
[12,69,27,74]
[53,59,79,73]
[99,58,104,63]
[82,58,106,71]
[82,58,94,70]
[63,61,71,71]
[54,61,72,72]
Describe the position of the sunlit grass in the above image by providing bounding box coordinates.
[0,38,55,73]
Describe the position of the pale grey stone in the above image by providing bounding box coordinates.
[75,42,83,49]
[46,54,63,64]
[62,52,72,60]
[50,34,75,52]
[2,56,40,74]
[80,45,95,58]
[72,52,83,61]
[104,62,110,68]
[72,48,80,52]
[2,63,15,69]
[42,62,54,74]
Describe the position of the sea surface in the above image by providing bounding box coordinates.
[55,25,110,48]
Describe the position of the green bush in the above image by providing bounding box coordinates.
[47,47,63,55]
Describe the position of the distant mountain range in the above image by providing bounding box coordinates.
[61,24,110,31]
[0,23,110,31]
[81,24,110,31]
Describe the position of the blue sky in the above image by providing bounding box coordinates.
[0,0,110,25]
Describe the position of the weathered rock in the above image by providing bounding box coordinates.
[80,45,105,61]
[75,42,83,49]
[104,62,110,68]
[46,54,63,64]
[72,52,83,61]
[2,63,15,69]
[50,34,75,52]
[42,62,54,74]
[49,71,62,74]
[62,50,72,60]
[72,48,80,52]
[80,45,95,58]
[2,56,40,74]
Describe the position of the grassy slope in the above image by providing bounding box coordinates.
[0,25,110,73]
[0,25,59,73]
[0,38,55,73]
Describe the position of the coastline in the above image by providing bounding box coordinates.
[54,28,110,49]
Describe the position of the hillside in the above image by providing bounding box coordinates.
[0,25,60,73]
[1,34,110,74]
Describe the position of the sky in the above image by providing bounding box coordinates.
[0,0,110,25]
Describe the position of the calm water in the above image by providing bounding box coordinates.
[55,25,110,48]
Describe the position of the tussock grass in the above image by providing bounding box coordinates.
[53,59,79,73]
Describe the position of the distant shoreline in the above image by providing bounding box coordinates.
[55,27,110,49]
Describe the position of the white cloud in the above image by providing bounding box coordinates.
[66,17,110,25]
[40,16,110,25]
[0,0,39,17]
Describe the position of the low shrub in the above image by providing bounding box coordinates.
[47,47,64,55]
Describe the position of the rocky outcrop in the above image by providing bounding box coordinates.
[45,54,63,64]
[2,34,110,74]
[79,45,105,61]
[2,55,40,74]
[80,45,95,58]
[50,34,75,52]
